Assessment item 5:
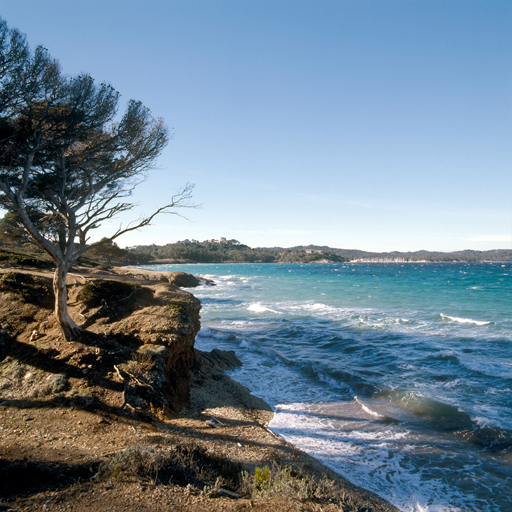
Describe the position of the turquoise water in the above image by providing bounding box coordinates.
[139,262,512,512]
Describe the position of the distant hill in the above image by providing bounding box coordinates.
[262,245,512,262]
[3,239,509,267]
[128,239,347,263]
[128,239,512,264]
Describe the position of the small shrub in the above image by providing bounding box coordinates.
[164,302,188,320]
[10,362,26,379]
[50,374,68,393]
[78,280,153,322]
[100,444,164,483]
[78,280,147,308]
[239,464,360,507]
[254,465,271,494]
[0,249,52,268]
[36,383,53,397]
[0,272,53,308]
[131,351,157,372]
[241,465,311,499]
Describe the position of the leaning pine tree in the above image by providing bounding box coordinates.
[0,19,194,341]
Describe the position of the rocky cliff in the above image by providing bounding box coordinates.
[0,267,206,418]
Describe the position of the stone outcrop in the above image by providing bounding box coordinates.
[166,271,215,287]
[81,279,202,416]
[0,269,206,418]
[111,268,215,287]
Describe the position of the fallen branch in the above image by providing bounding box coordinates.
[217,488,240,499]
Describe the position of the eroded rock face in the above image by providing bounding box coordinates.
[89,282,202,416]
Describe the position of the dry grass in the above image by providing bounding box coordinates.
[99,445,375,511]
[240,464,365,511]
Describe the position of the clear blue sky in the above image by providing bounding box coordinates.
[1,0,511,251]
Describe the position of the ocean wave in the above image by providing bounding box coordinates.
[187,261,512,512]
[246,302,281,314]
[355,397,392,420]
[284,301,343,317]
[440,314,492,326]
[269,398,512,511]
[378,389,475,430]
[472,415,501,429]
[376,390,512,453]
[460,358,512,380]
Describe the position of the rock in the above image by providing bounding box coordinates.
[166,272,215,287]
[166,272,201,287]
[99,283,202,416]
[50,374,68,393]
[198,349,242,372]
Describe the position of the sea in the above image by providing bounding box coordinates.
[138,262,512,512]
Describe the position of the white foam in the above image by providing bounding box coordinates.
[440,314,491,326]
[268,400,503,512]
[471,416,500,429]
[246,302,281,314]
[355,396,388,419]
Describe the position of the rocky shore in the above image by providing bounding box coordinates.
[0,264,399,511]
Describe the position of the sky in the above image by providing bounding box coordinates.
[0,0,511,252]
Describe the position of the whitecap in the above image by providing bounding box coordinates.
[355,396,389,419]
[440,314,491,326]
[246,302,281,314]
[472,416,500,429]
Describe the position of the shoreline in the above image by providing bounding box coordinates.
[0,263,400,511]
[187,348,401,512]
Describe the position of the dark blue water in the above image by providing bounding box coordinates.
[139,262,512,511]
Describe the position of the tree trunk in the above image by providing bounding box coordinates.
[53,263,81,341]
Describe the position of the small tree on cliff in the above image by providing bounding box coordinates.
[0,19,194,340]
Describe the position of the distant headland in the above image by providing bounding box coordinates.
[126,238,512,264]
[2,239,510,269]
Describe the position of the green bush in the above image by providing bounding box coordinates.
[0,248,52,268]
[0,272,53,307]
[240,464,363,510]
[78,280,152,309]
[164,302,188,320]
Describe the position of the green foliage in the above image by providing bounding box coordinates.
[129,239,348,264]
[0,212,27,245]
[127,240,512,264]
[0,210,61,248]
[164,301,188,320]
[0,248,53,268]
[0,271,53,307]
[240,464,365,510]
[86,238,129,266]
[254,465,271,493]
[242,465,311,499]
[281,246,512,262]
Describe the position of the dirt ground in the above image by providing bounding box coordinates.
[0,264,399,512]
